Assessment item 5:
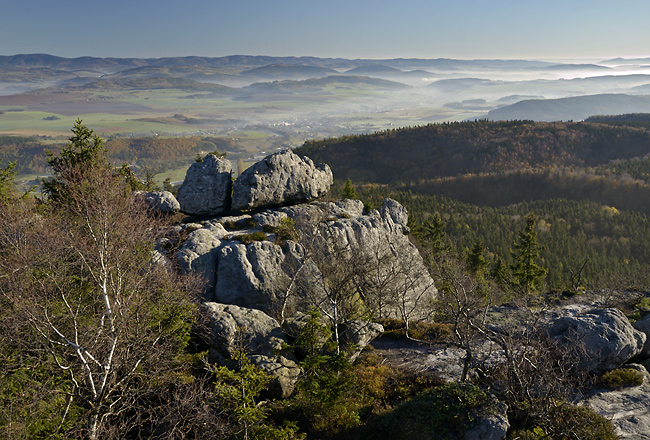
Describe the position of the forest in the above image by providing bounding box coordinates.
[299,118,650,292]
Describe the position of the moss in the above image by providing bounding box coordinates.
[233,231,268,244]
[599,368,645,389]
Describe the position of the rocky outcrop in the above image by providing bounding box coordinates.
[176,154,232,216]
[582,364,650,439]
[231,150,333,212]
[137,190,180,214]
[633,314,650,359]
[202,302,301,398]
[546,307,646,373]
[208,198,436,321]
[340,320,384,362]
[175,223,227,300]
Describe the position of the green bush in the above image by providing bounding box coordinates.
[599,368,645,389]
[509,403,618,440]
[366,382,491,440]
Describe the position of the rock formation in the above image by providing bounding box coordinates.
[202,302,301,398]
[176,153,232,216]
[545,307,646,373]
[137,190,180,214]
[231,150,333,212]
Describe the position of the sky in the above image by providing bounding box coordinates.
[2,0,650,61]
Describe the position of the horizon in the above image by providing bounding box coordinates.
[3,0,650,61]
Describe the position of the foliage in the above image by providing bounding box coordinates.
[209,350,273,440]
[0,121,199,439]
[598,368,645,389]
[365,382,492,440]
[0,158,16,202]
[508,403,618,440]
[510,214,547,294]
[342,178,358,199]
[233,231,269,244]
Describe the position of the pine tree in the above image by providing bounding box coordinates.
[467,240,488,277]
[510,213,547,294]
[342,178,358,199]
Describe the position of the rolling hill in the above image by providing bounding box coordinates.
[485,94,650,121]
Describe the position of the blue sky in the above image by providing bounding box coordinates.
[2,0,649,60]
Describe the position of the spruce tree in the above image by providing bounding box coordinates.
[511,213,547,294]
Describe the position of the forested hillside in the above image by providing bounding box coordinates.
[307,119,650,291]
[297,120,650,183]
[0,135,240,175]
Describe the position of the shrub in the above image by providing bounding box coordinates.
[508,403,618,440]
[599,368,645,389]
[366,382,491,440]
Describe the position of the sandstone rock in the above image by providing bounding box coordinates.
[582,364,650,439]
[546,307,646,373]
[214,240,322,317]
[633,314,650,358]
[176,225,227,300]
[202,302,300,398]
[209,199,436,321]
[340,320,384,362]
[176,154,232,216]
[137,190,180,214]
[231,150,333,211]
[252,210,289,229]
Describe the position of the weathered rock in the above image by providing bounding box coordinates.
[546,307,646,373]
[252,210,289,229]
[176,225,227,300]
[231,150,333,211]
[202,302,300,398]
[464,395,509,440]
[214,240,322,316]
[582,364,650,439]
[633,314,650,359]
[210,198,435,321]
[137,190,180,214]
[176,154,232,216]
[340,320,384,362]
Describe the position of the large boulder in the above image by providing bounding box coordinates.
[546,307,646,373]
[231,150,333,212]
[175,223,227,301]
[202,302,301,398]
[632,313,650,359]
[137,190,180,214]
[176,154,232,216]
[214,240,323,317]
[340,320,384,362]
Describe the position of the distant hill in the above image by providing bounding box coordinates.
[80,76,236,93]
[485,94,650,121]
[0,53,557,74]
[243,75,410,94]
[428,78,495,92]
[240,64,338,80]
[295,120,650,183]
[344,65,403,75]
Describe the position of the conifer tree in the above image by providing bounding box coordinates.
[342,178,358,199]
[511,213,547,294]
